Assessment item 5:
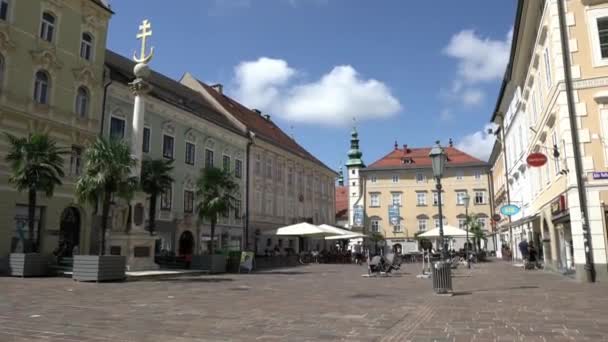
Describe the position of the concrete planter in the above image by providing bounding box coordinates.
[8,253,48,277]
[73,255,126,282]
[191,255,226,274]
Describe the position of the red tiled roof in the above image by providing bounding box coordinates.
[197,80,335,174]
[335,186,348,219]
[368,146,486,169]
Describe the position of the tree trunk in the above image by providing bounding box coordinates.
[209,218,216,255]
[100,189,112,256]
[27,188,37,253]
[148,194,157,236]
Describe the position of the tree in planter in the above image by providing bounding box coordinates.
[5,133,67,253]
[140,158,174,236]
[369,232,385,255]
[466,214,486,253]
[196,167,238,255]
[76,138,137,255]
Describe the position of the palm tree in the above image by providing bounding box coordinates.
[141,158,174,236]
[5,133,66,252]
[369,232,385,255]
[466,215,486,253]
[196,167,238,255]
[76,138,137,255]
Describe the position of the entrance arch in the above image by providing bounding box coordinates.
[392,244,402,255]
[178,230,194,256]
[59,207,81,257]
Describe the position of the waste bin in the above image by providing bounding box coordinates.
[432,261,452,294]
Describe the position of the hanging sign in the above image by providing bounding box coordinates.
[592,171,608,180]
[500,204,520,217]
[492,214,502,222]
[353,205,364,226]
[388,205,400,225]
[526,153,548,167]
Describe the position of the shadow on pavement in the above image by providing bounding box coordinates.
[348,293,391,299]
[151,277,234,283]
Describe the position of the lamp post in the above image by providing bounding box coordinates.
[429,141,448,261]
[463,193,471,269]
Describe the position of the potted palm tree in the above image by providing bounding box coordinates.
[191,167,237,273]
[5,133,66,277]
[140,158,174,236]
[73,138,137,281]
[467,214,487,262]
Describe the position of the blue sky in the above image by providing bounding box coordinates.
[106,0,516,169]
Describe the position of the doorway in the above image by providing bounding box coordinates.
[179,230,194,256]
[59,207,81,257]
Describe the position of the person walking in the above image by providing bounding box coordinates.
[354,242,363,265]
[518,239,529,263]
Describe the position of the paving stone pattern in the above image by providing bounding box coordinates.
[1,261,608,341]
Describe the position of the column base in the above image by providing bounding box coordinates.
[107,232,159,271]
[573,263,608,282]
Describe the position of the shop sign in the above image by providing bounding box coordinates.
[500,204,520,216]
[388,205,400,225]
[592,171,608,180]
[526,153,548,167]
[353,205,364,226]
[551,195,566,215]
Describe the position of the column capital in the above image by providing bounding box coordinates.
[129,78,152,96]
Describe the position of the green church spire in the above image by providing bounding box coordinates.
[346,127,365,168]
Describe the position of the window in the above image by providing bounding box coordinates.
[75,86,89,118]
[0,54,4,91]
[478,218,487,230]
[458,218,467,229]
[474,191,486,205]
[370,193,380,207]
[598,17,608,59]
[34,70,50,104]
[142,127,150,153]
[235,159,243,179]
[417,192,426,206]
[277,163,283,182]
[433,192,439,206]
[456,191,466,205]
[544,48,552,88]
[418,219,427,231]
[205,149,214,168]
[234,199,241,219]
[434,219,440,229]
[40,12,55,42]
[185,142,195,165]
[351,169,355,175]
[392,175,399,183]
[184,190,194,213]
[456,170,464,180]
[254,154,261,175]
[160,185,172,210]
[266,157,272,178]
[391,192,402,206]
[0,0,8,21]
[287,167,293,186]
[162,135,174,159]
[80,33,93,61]
[416,173,425,183]
[223,155,230,172]
[371,176,377,183]
[474,170,481,180]
[393,224,402,233]
[70,146,83,176]
[371,219,380,233]
[109,117,125,140]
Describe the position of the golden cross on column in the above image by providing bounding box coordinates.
[133,19,154,64]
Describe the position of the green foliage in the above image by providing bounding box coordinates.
[141,158,174,235]
[76,138,137,255]
[5,133,67,252]
[196,167,238,254]
[466,214,487,252]
[369,232,385,242]
[5,133,66,196]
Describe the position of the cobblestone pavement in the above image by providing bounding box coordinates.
[1,260,608,341]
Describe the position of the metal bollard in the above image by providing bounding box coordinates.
[431,261,452,294]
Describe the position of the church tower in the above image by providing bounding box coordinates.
[345,127,365,229]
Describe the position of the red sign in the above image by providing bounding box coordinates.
[527,152,548,167]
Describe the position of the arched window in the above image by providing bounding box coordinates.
[80,32,93,60]
[0,0,9,21]
[33,70,50,104]
[40,12,55,42]
[75,86,89,117]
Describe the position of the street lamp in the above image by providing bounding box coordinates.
[429,141,447,261]
[462,193,471,269]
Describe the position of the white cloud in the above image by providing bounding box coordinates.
[444,29,512,83]
[456,124,497,161]
[231,58,402,126]
[233,57,296,110]
[461,88,484,106]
